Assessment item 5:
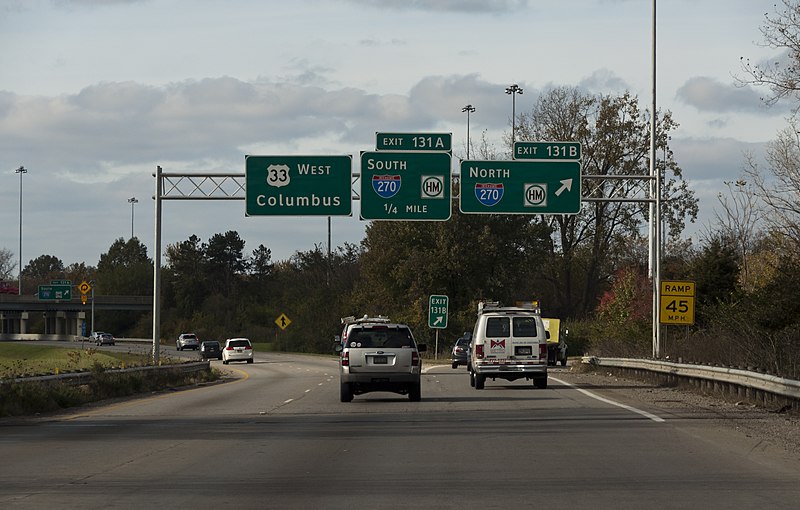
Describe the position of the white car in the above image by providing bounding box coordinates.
[222,338,254,364]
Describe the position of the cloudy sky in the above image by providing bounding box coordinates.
[0,0,790,274]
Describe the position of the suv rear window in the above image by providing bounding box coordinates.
[349,328,414,348]
[229,339,250,348]
[182,334,197,340]
[512,317,538,337]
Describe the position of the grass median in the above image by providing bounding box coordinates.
[0,343,219,417]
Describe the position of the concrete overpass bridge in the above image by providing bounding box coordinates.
[0,295,152,339]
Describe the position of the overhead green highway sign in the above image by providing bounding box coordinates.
[513,141,581,160]
[376,132,452,152]
[460,160,581,215]
[245,155,352,216]
[38,284,72,300]
[360,151,452,221]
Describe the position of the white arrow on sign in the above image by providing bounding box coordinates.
[555,179,573,197]
[433,316,443,326]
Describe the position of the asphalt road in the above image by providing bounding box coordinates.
[1,351,798,509]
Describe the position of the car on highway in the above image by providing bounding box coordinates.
[95,332,115,346]
[177,333,200,351]
[222,338,254,364]
[451,332,471,369]
[200,340,223,360]
[335,321,426,402]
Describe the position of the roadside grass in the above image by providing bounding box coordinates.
[0,343,149,379]
[0,343,220,417]
[251,342,274,352]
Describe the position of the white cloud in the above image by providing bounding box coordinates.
[676,76,784,115]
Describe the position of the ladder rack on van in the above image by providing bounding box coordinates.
[341,315,391,326]
[477,301,541,315]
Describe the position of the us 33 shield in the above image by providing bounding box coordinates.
[475,183,504,207]
[372,174,401,198]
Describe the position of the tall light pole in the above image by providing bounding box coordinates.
[128,196,138,239]
[462,105,475,159]
[505,84,523,143]
[15,166,27,295]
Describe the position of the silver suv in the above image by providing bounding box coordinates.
[177,333,200,351]
[335,322,427,402]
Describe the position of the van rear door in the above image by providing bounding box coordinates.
[510,315,545,361]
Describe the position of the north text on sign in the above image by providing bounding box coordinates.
[468,167,511,179]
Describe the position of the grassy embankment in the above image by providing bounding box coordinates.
[0,343,218,417]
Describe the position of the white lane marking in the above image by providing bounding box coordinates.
[305,389,311,393]
[551,376,666,423]
[283,399,294,404]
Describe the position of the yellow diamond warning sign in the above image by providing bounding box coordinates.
[275,313,292,330]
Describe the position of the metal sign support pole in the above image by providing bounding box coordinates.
[152,165,162,364]
[651,0,662,359]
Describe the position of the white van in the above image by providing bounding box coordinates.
[468,301,548,389]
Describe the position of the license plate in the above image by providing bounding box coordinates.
[373,356,388,364]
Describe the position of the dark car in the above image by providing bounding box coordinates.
[96,332,115,346]
[451,333,471,369]
[200,341,223,360]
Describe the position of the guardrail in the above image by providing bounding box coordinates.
[1,361,210,386]
[582,356,799,409]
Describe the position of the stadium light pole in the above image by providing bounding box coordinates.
[128,196,138,239]
[15,166,27,295]
[462,105,475,159]
[505,84,523,143]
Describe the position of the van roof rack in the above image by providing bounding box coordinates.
[341,314,391,325]
[478,300,541,315]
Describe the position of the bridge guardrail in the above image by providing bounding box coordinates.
[582,356,800,406]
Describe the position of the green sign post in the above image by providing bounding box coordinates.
[38,285,72,300]
[360,151,451,221]
[428,295,449,329]
[459,160,581,215]
[245,155,352,216]
[376,132,451,152]
[513,141,581,160]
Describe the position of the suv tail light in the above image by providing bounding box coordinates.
[341,351,349,367]
[245,345,252,350]
[475,344,484,359]
[539,343,547,359]
[225,346,233,350]
[412,351,420,367]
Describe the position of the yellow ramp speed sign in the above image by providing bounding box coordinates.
[660,280,695,325]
